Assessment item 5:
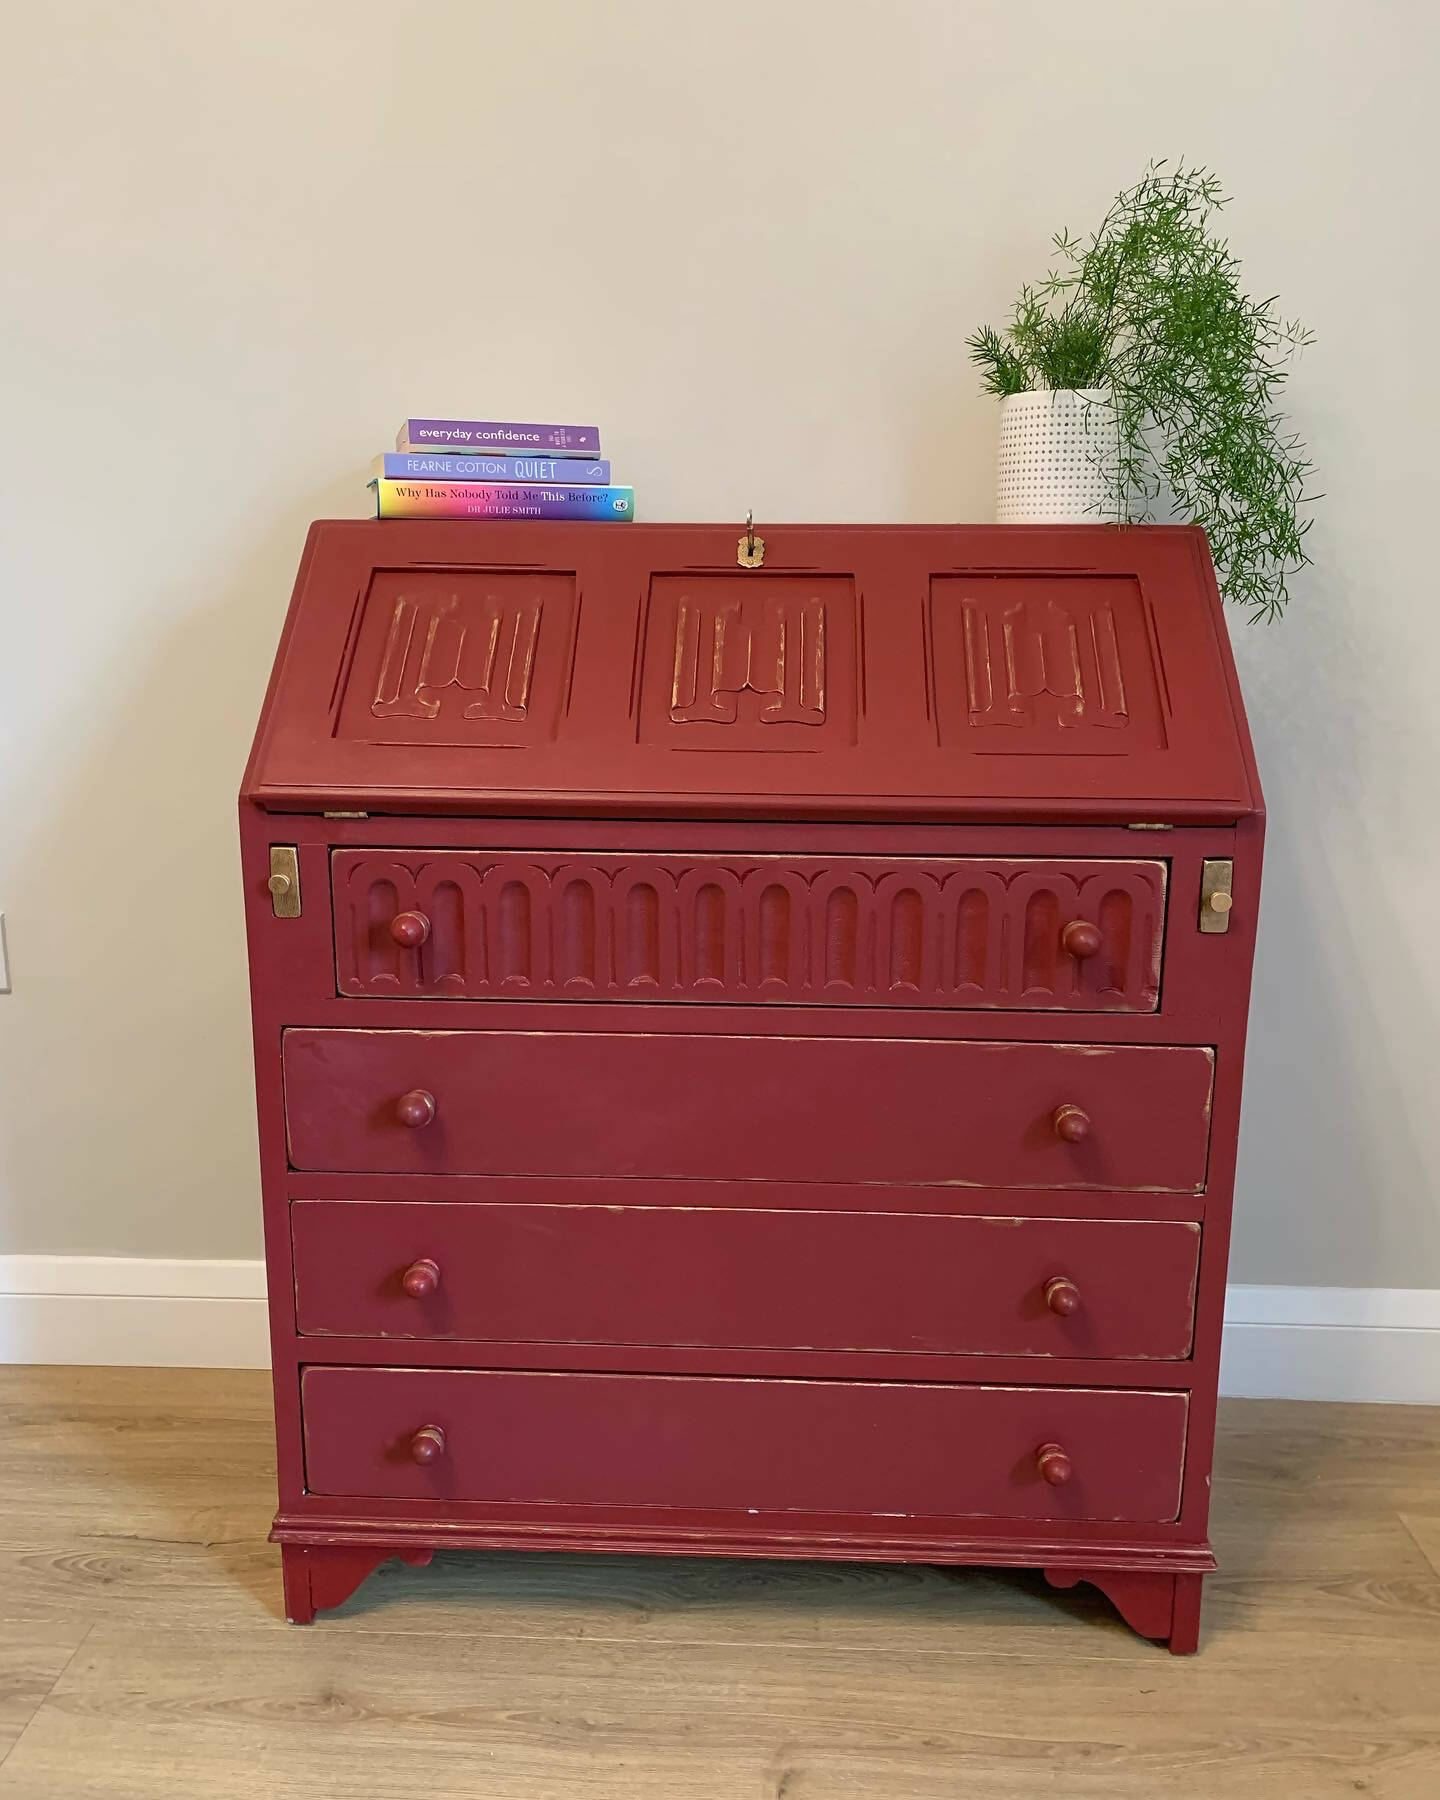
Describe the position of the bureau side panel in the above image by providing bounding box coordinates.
[1168,808,1265,1541]
[241,801,335,1515]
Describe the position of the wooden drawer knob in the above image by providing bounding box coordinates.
[1044,1275,1082,1317]
[1060,919,1102,960]
[402,1257,441,1299]
[395,1089,437,1130]
[1036,1442,1073,1486]
[1052,1103,1091,1143]
[390,910,431,948]
[409,1424,446,1465]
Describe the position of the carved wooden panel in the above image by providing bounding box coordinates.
[332,850,1166,1009]
[334,568,576,747]
[251,523,1258,820]
[928,574,1167,752]
[638,574,857,750]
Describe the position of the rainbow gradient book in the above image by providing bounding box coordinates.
[371,479,634,521]
[375,453,611,484]
[396,418,601,455]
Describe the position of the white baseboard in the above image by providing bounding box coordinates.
[1,1258,1437,1403]
[0,1257,270,1369]
[1220,1285,1440,1404]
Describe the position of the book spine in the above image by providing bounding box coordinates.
[372,480,634,522]
[378,453,611,484]
[397,418,602,455]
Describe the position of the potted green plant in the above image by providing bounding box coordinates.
[968,162,1316,620]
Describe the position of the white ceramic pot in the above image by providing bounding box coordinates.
[995,387,1119,523]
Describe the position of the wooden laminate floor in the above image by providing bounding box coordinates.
[0,1369,1437,1799]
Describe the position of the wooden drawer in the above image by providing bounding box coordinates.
[300,1366,1189,1522]
[292,1201,1201,1359]
[282,1030,1214,1192]
[332,850,1166,1012]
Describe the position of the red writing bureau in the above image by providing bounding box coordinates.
[240,521,1262,1652]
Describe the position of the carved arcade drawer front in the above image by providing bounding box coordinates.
[301,1366,1189,1523]
[282,1029,1214,1191]
[292,1201,1201,1358]
[332,850,1166,1011]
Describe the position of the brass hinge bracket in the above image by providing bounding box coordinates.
[1127,822,1173,831]
[323,810,369,819]
[267,846,301,918]
[1199,858,1234,933]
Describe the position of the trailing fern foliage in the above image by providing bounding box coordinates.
[969,163,1316,621]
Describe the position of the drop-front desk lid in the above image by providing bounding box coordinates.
[242,520,1260,823]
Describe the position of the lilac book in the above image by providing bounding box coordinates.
[376,452,610,484]
[397,418,602,455]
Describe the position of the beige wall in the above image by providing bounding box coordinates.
[2,1,1437,1284]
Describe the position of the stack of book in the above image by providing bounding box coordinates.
[370,418,634,523]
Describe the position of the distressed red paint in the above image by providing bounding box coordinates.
[241,521,1263,1652]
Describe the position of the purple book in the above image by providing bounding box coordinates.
[397,418,602,456]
